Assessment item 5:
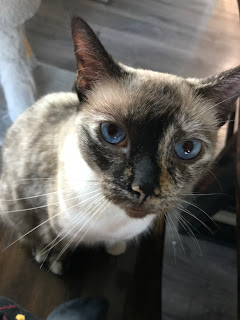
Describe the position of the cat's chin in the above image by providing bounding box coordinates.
[125,206,152,219]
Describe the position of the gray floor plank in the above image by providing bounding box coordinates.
[26,0,240,77]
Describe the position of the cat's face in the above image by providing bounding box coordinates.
[72,17,239,218]
[76,73,218,218]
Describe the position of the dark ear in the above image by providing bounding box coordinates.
[71,17,123,100]
[188,65,240,126]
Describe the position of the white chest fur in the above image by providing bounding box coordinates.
[57,131,155,246]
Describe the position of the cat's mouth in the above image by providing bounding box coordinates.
[125,206,151,218]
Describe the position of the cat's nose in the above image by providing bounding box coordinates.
[132,156,160,201]
[132,184,160,201]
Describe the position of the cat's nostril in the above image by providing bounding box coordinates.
[139,183,155,197]
[132,184,159,200]
[132,185,146,202]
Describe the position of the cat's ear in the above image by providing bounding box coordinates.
[188,65,240,126]
[71,17,123,99]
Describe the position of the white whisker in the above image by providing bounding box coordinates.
[18,178,98,182]
[74,200,109,249]
[0,187,75,202]
[181,192,229,197]
[172,209,202,255]
[168,213,186,255]
[173,209,199,234]
[195,92,240,120]
[50,198,107,269]
[165,213,177,264]
[177,203,214,234]
[1,189,100,214]
[40,194,104,256]
[2,191,102,252]
[180,199,219,229]
[207,169,224,192]
[39,193,103,267]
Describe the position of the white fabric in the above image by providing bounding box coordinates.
[0,0,41,122]
[0,63,75,145]
[0,0,41,27]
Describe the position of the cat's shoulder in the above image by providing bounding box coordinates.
[14,92,79,125]
[4,92,79,145]
[33,92,79,112]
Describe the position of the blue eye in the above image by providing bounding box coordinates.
[174,140,202,160]
[100,122,127,146]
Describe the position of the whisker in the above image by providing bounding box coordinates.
[50,198,107,270]
[73,200,109,250]
[18,178,98,182]
[177,204,214,235]
[167,213,186,255]
[172,209,202,255]
[195,92,240,120]
[39,194,103,267]
[181,192,229,197]
[1,189,100,214]
[173,209,199,234]
[0,187,75,202]
[184,128,226,133]
[165,213,177,264]
[172,210,193,236]
[2,191,102,252]
[40,194,104,257]
[72,197,107,248]
[207,169,224,192]
[180,199,220,229]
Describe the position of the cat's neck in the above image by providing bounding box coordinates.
[58,123,98,193]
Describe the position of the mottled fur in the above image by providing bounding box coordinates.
[0,17,239,274]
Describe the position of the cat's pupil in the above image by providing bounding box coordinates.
[108,124,118,137]
[183,141,193,154]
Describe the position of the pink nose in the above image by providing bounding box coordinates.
[132,185,146,202]
[132,185,161,202]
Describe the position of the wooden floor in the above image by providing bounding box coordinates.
[25,0,240,78]
[0,0,240,319]
[0,223,165,320]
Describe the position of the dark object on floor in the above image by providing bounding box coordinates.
[0,296,109,320]
[47,297,109,320]
[0,296,39,320]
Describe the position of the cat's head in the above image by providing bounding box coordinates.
[71,17,239,218]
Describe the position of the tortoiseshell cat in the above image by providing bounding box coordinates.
[0,17,239,274]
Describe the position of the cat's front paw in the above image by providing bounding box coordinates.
[48,254,63,276]
[105,241,127,256]
[33,247,64,276]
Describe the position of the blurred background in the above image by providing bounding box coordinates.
[0,0,240,319]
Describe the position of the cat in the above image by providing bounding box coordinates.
[0,17,239,275]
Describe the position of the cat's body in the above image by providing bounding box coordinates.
[0,91,155,273]
[0,17,239,274]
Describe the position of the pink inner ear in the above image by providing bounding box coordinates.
[74,38,108,89]
[72,17,122,94]
[76,54,106,89]
[73,23,108,89]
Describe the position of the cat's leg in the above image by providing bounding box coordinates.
[33,243,68,276]
[32,226,68,276]
[105,241,127,256]
[33,246,65,276]
[33,246,48,264]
